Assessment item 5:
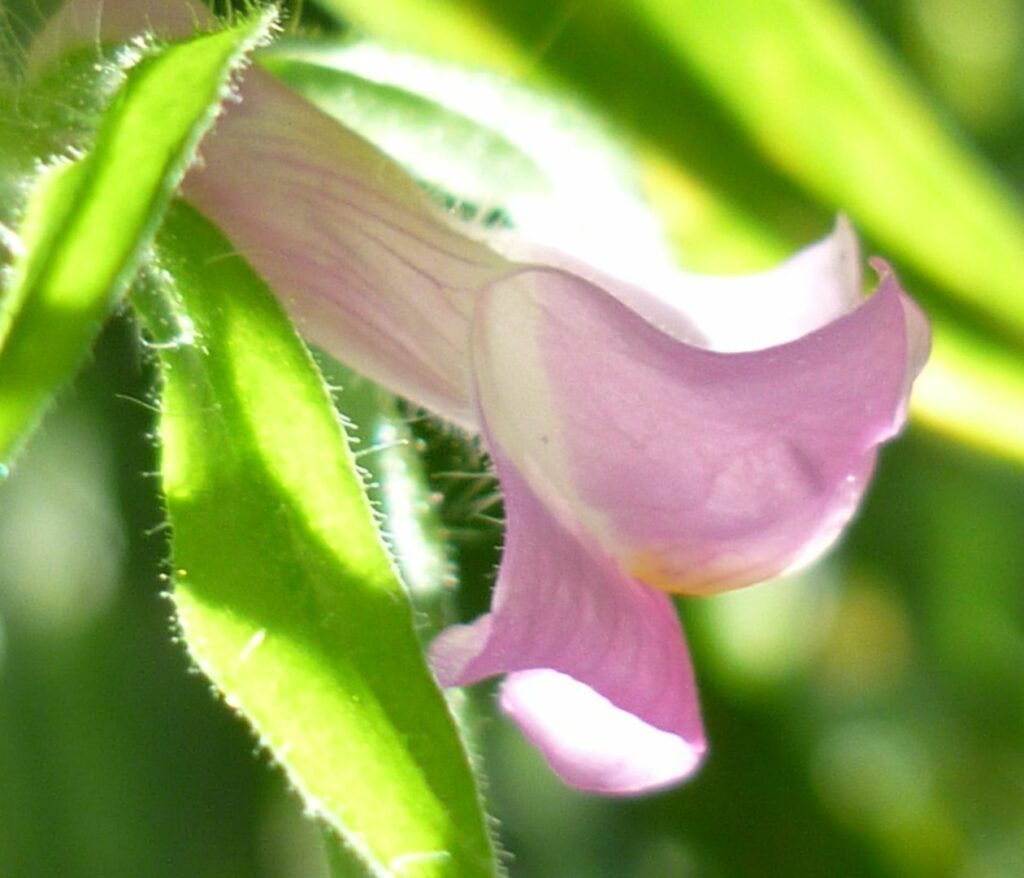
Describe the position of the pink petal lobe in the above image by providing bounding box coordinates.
[29,0,209,75]
[472,262,929,596]
[183,70,512,427]
[661,216,864,351]
[494,216,862,353]
[431,460,705,795]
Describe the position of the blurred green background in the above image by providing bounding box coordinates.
[1,0,1023,875]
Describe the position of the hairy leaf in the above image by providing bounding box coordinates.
[0,10,273,463]
[135,201,496,878]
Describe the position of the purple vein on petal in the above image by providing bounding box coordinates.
[183,69,513,425]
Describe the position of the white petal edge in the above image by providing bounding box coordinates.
[491,215,863,352]
[501,669,706,795]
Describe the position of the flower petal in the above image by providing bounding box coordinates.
[493,216,862,353]
[182,69,511,426]
[431,459,705,795]
[28,0,207,75]
[471,261,929,596]
[662,216,864,352]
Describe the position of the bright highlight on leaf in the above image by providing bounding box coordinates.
[135,202,496,878]
[260,40,680,283]
[631,0,1024,331]
[0,9,273,464]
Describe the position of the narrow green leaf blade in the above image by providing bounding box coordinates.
[628,0,1024,336]
[136,201,496,878]
[914,320,1024,465]
[0,11,273,463]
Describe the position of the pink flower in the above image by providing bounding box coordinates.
[181,71,929,794]
[36,0,931,794]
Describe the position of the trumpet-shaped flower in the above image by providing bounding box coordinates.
[39,0,931,795]
[182,71,929,795]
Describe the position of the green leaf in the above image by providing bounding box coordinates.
[259,50,550,215]
[260,42,682,288]
[627,0,1024,334]
[311,353,454,638]
[309,0,522,72]
[135,201,497,878]
[0,10,274,465]
[913,319,1024,465]
[311,0,821,264]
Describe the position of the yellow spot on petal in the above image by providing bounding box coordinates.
[625,550,749,596]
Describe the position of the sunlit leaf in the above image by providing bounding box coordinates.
[260,41,679,293]
[135,201,497,878]
[0,11,273,464]
[259,48,549,215]
[311,353,454,639]
[628,0,1024,334]
[913,320,1024,465]
[312,0,822,263]
[311,0,521,72]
